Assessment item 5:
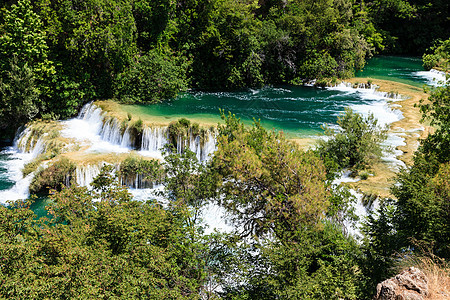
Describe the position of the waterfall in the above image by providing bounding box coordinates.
[0,127,46,203]
[141,127,168,152]
[187,131,217,161]
[100,118,123,145]
[0,102,219,204]
[119,173,155,189]
[76,164,102,187]
[328,82,405,100]
[75,163,156,189]
[15,127,46,157]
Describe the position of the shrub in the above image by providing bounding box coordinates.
[317,108,388,173]
[119,155,164,188]
[29,157,76,194]
[359,171,370,180]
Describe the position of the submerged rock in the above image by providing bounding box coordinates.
[375,267,429,300]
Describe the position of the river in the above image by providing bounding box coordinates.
[0,56,444,223]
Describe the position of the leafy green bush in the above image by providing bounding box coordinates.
[423,53,440,70]
[22,157,45,177]
[119,155,164,188]
[317,108,388,173]
[422,38,450,70]
[167,118,204,149]
[359,171,370,180]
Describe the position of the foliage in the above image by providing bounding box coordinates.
[392,159,450,258]
[360,198,399,293]
[422,38,450,70]
[119,155,164,188]
[0,172,209,298]
[219,222,366,299]
[0,0,448,133]
[419,79,450,163]
[166,118,208,150]
[0,0,51,132]
[0,0,53,78]
[365,0,449,54]
[162,148,218,226]
[317,108,388,172]
[0,57,40,130]
[360,73,450,294]
[114,50,189,104]
[212,112,329,239]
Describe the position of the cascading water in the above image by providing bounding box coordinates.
[15,127,47,158]
[76,165,102,188]
[0,128,49,203]
[65,102,217,161]
[141,127,168,151]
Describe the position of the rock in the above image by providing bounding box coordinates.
[375,267,429,300]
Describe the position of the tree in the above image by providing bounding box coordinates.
[0,0,54,133]
[0,57,40,131]
[212,112,329,239]
[388,78,450,258]
[422,38,450,70]
[317,107,388,173]
[360,73,450,296]
[0,0,52,77]
[114,50,189,103]
[162,147,218,227]
[218,221,366,299]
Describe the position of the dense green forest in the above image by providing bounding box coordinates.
[1,0,449,136]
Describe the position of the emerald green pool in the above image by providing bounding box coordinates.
[126,86,365,137]
[355,56,427,87]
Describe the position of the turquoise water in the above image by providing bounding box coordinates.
[355,56,426,87]
[128,86,379,138]
[125,56,429,138]
[0,151,15,191]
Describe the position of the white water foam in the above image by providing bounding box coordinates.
[61,104,133,155]
[414,69,447,86]
[0,148,37,203]
[201,203,233,234]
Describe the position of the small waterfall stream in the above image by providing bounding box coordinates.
[0,128,49,202]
